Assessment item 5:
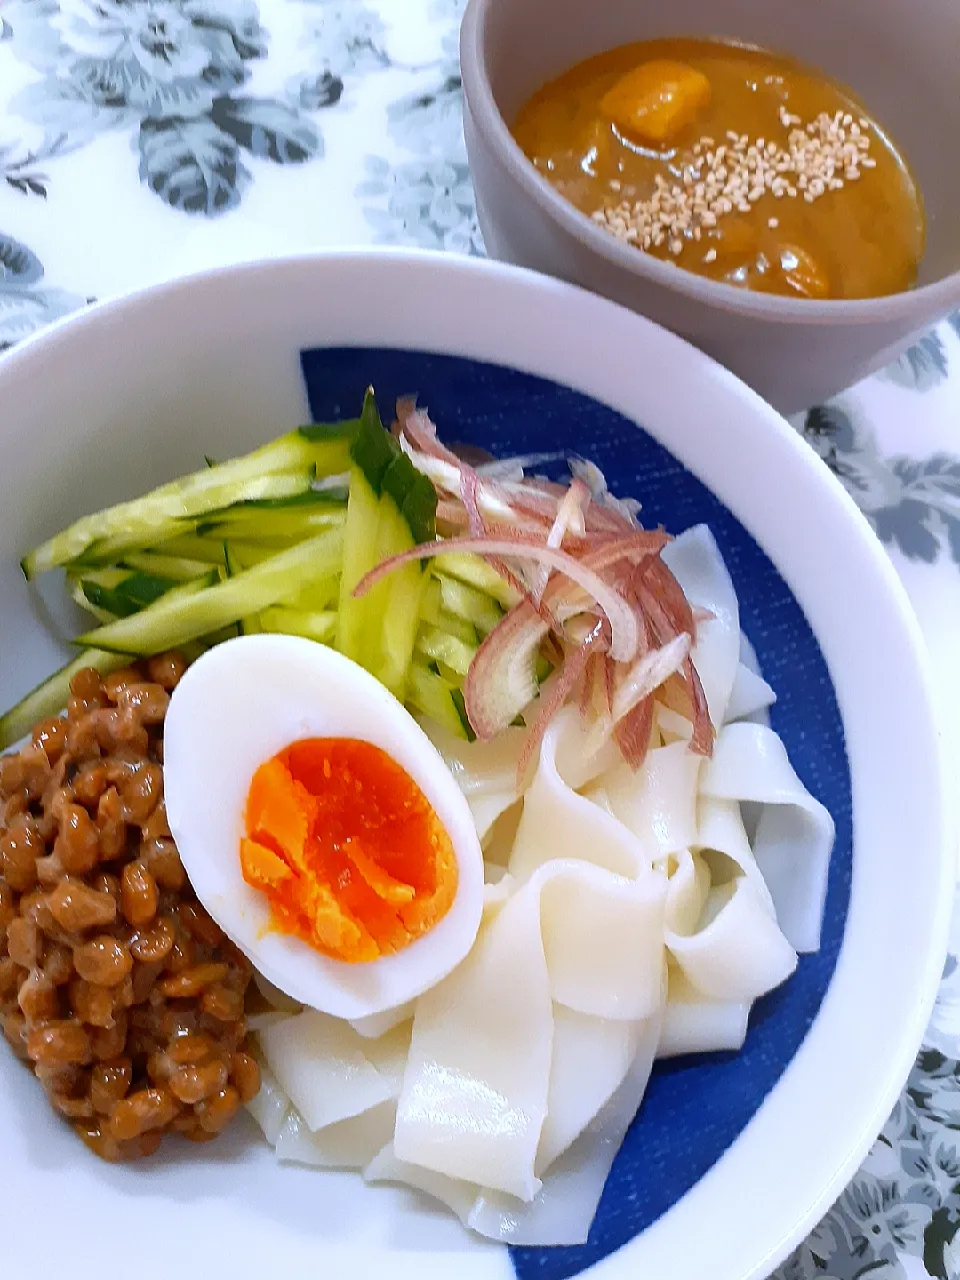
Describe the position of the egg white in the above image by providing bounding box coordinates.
[162,634,484,1019]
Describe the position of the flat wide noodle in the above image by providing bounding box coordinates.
[275,1100,398,1169]
[258,1011,398,1131]
[466,1001,663,1245]
[726,632,777,726]
[509,709,651,880]
[701,722,835,952]
[394,879,554,1202]
[658,968,750,1059]
[599,742,703,860]
[662,525,740,728]
[696,795,776,915]
[665,876,798,1001]
[536,1006,642,1175]
[365,1003,664,1248]
[245,1060,289,1145]
[538,860,666,1021]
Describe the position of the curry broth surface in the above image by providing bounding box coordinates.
[512,38,924,300]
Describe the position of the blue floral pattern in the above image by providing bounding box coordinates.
[883,315,960,391]
[4,0,327,214]
[0,231,89,347]
[796,404,960,567]
[1,3,960,1277]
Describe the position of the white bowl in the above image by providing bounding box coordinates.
[0,249,953,1280]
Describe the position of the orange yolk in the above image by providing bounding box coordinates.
[239,738,458,963]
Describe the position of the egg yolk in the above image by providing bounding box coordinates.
[239,738,458,963]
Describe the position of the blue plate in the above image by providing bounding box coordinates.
[301,346,853,1280]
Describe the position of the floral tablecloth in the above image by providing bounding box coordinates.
[2,1,960,1275]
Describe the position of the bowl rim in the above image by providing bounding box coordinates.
[0,247,955,1280]
[459,0,960,326]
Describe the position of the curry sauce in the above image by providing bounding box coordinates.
[512,39,925,300]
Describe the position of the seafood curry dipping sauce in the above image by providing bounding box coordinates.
[512,38,925,300]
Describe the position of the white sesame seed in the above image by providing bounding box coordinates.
[591,104,876,261]
[704,248,718,263]
[768,217,779,228]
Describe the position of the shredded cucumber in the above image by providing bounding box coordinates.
[8,393,494,746]
[259,607,337,643]
[76,527,344,655]
[435,552,520,609]
[438,610,479,647]
[198,495,346,543]
[373,504,429,700]
[22,463,316,580]
[337,465,382,668]
[408,664,469,740]
[119,552,214,581]
[335,392,438,700]
[69,581,116,625]
[416,625,478,678]
[297,419,361,476]
[436,573,504,634]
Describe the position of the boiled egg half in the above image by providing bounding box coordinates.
[163,634,484,1020]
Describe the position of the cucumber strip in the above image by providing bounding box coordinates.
[337,465,382,667]
[434,659,467,687]
[450,688,476,742]
[113,571,185,611]
[70,581,116,625]
[419,578,443,628]
[199,506,345,543]
[75,528,344,656]
[435,608,479,647]
[259,607,337,644]
[416,626,477,678]
[79,579,143,619]
[159,535,286,568]
[239,488,349,510]
[436,573,504,634]
[285,576,340,612]
[407,664,468,740]
[369,497,426,699]
[298,418,361,477]
[22,440,318,579]
[0,650,129,751]
[67,566,128,591]
[435,552,521,609]
[75,519,202,567]
[119,552,213,581]
[223,542,260,636]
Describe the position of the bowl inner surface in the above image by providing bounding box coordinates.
[476,0,960,287]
